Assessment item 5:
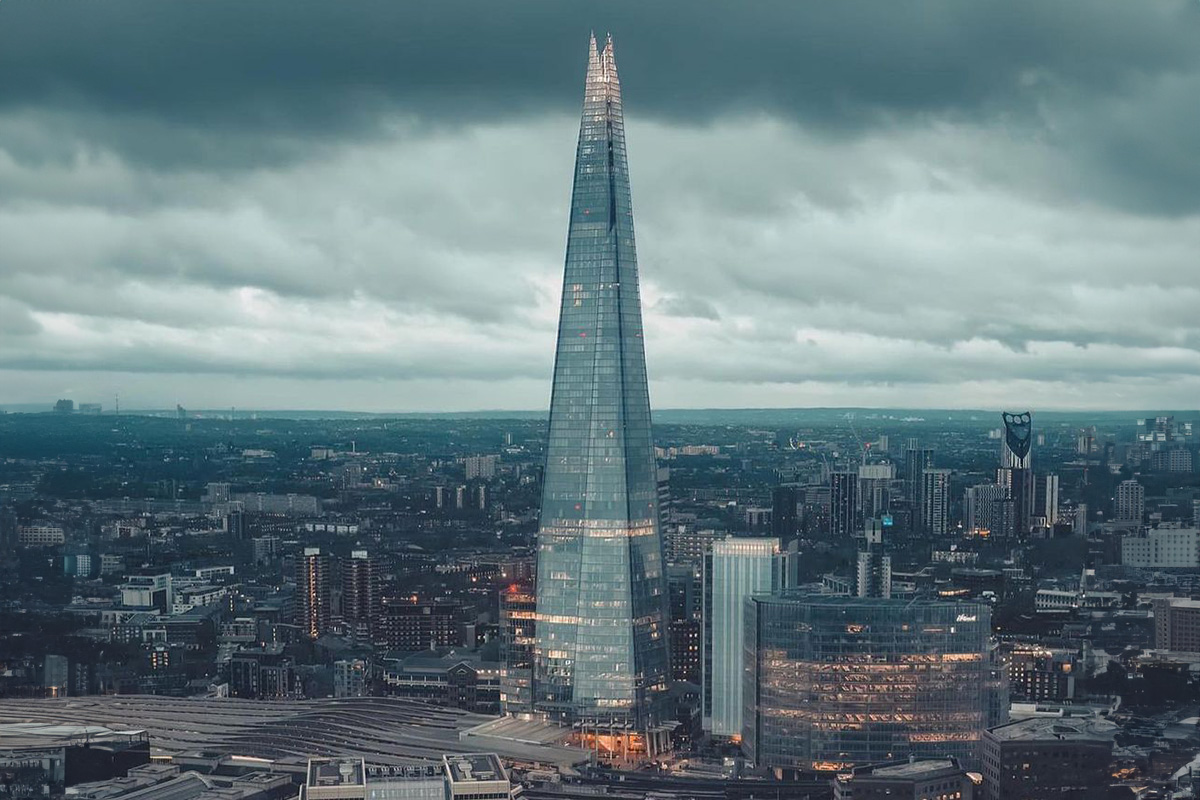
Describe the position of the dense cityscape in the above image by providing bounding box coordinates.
[3,15,1200,800]
[5,397,1200,799]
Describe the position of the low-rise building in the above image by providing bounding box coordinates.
[1154,597,1200,653]
[381,651,501,714]
[1034,588,1120,614]
[1123,527,1200,569]
[17,524,66,547]
[444,753,515,800]
[1004,644,1077,703]
[334,658,370,698]
[834,758,978,799]
[981,716,1117,800]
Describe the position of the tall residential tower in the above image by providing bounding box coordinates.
[998,411,1034,539]
[533,35,670,739]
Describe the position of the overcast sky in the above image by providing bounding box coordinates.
[1,1,1198,412]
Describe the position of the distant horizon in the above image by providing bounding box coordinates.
[2,403,1195,419]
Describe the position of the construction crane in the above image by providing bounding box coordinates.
[844,412,871,466]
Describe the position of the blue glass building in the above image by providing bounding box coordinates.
[533,34,670,736]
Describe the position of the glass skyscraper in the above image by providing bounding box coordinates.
[743,595,991,775]
[532,34,670,733]
[702,538,788,738]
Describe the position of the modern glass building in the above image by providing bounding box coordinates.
[532,34,670,737]
[702,538,788,738]
[743,594,991,776]
[998,411,1034,538]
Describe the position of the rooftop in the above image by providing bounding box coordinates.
[987,716,1120,743]
[0,695,586,770]
[307,757,365,787]
[865,758,959,779]
[444,753,507,784]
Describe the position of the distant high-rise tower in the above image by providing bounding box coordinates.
[771,484,800,540]
[830,470,861,540]
[342,550,378,645]
[965,483,1010,538]
[500,584,537,716]
[903,440,934,522]
[858,463,895,520]
[1037,474,1060,527]
[296,547,331,640]
[921,468,952,537]
[1115,479,1145,526]
[857,519,892,599]
[998,412,1034,538]
[533,34,670,737]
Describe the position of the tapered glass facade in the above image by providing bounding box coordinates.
[532,34,670,729]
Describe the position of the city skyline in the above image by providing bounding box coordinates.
[2,1,1199,412]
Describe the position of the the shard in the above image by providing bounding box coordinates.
[533,34,670,735]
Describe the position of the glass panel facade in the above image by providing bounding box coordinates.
[702,538,785,737]
[744,595,990,772]
[533,35,669,729]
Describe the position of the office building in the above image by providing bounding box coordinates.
[856,519,891,599]
[365,764,448,800]
[657,466,672,533]
[43,655,69,698]
[533,34,670,739]
[921,468,952,537]
[499,585,536,715]
[1122,526,1200,568]
[668,565,702,684]
[666,526,719,566]
[464,455,498,481]
[1036,474,1059,526]
[334,658,370,698]
[903,441,934,512]
[702,538,787,737]
[1154,597,1200,652]
[834,758,978,800]
[120,572,173,613]
[670,617,701,687]
[296,547,331,640]
[743,595,991,775]
[998,411,1034,538]
[230,645,297,699]
[17,524,66,547]
[964,483,1009,539]
[982,717,1117,800]
[1114,479,1145,526]
[772,484,800,540]
[304,758,366,799]
[379,599,464,653]
[444,753,515,800]
[342,550,379,645]
[1074,504,1088,537]
[1004,645,1076,702]
[252,535,279,565]
[830,470,861,540]
[381,652,502,714]
[857,463,894,520]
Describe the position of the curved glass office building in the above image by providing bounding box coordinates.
[743,595,990,775]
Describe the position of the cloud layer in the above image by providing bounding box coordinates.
[1,1,1198,411]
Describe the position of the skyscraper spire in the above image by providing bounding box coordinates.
[533,35,670,739]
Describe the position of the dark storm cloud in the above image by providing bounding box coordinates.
[2,0,1198,210]
[1,0,1199,410]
